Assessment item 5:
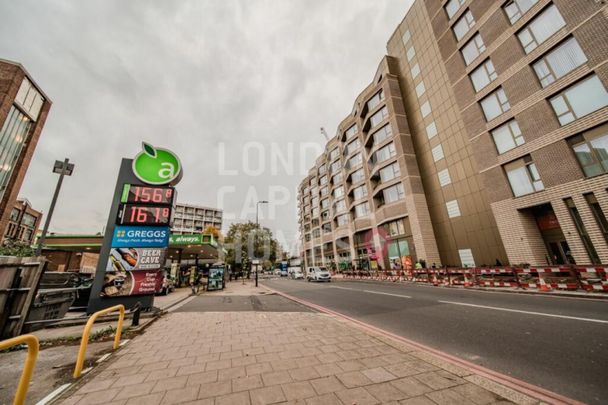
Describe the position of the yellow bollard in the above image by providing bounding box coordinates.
[0,334,39,405]
[73,304,125,378]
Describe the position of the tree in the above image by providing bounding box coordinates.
[224,221,282,273]
[203,225,223,242]
[0,239,37,257]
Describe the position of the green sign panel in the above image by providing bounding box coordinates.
[170,234,203,245]
[132,142,182,185]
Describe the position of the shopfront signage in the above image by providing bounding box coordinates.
[111,226,170,248]
[169,234,203,245]
[132,142,182,185]
[106,248,167,271]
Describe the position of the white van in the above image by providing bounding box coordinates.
[306,266,331,282]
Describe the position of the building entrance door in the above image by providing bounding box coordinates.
[531,204,575,265]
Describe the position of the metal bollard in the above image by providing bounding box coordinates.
[131,302,142,327]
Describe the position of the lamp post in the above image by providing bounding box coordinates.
[35,159,75,256]
[254,200,268,287]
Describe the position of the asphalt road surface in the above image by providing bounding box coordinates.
[262,278,608,404]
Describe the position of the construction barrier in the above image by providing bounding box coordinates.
[73,304,125,378]
[475,268,519,288]
[447,268,474,286]
[0,334,39,405]
[576,267,608,291]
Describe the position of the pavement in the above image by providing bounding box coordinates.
[51,281,551,405]
[262,278,608,404]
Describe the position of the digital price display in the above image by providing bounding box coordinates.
[118,205,172,226]
[121,184,175,205]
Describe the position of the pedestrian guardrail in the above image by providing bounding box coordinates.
[73,304,125,378]
[0,334,39,405]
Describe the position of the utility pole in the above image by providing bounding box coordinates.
[255,200,268,287]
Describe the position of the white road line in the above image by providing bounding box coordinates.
[36,383,72,405]
[439,300,608,324]
[363,290,411,299]
[330,286,359,291]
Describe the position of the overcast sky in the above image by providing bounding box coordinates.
[0,0,412,254]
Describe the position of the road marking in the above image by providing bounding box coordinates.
[439,300,608,324]
[330,286,359,291]
[363,290,411,299]
[36,383,72,405]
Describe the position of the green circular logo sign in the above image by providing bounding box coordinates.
[132,142,182,185]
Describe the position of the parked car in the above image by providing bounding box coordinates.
[290,269,304,280]
[306,266,331,282]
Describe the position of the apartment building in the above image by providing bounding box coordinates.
[3,198,42,244]
[0,59,51,239]
[171,202,222,234]
[298,0,608,269]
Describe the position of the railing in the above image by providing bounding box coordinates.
[73,304,125,378]
[0,334,39,405]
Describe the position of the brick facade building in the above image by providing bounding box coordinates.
[3,198,42,244]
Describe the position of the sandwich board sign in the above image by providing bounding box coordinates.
[87,143,182,313]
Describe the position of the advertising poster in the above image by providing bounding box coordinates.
[106,247,167,272]
[101,269,163,297]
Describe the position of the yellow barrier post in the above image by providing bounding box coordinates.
[0,334,39,405]
[73,304,125,378]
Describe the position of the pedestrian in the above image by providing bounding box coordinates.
[190,266,200,295]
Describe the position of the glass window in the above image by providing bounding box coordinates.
[382,183,405,204]
[470,59,498,92]
[491,120,524,154]
[330,160,342,173]
[406,46,416,62]
[445,0,465,19]
[15,77,44,120]
[319,165,327,175]
[585,193,608,243]
[321,199,330,209]
[333,186,344,199]
[345,124,358,139]
[384,219,406,236]
[438,169,452,186]
[329,148,340,160]
[517,5,566,54]
[565,198,600,264]
[453,10,475,41]
[402,30,411,44]
[426,121,438,139]
[345,139,361,156]
[570,127,608,177]
[320,175,328,185]
[0,106,32,199]
[370,106,389,128]
[458,249,476,267]
[367,90,385,111]
[504,157,544,197]
[372,142,396,165]
[421,101,432,118]
[504,0,539,24]
[350,168,365,184]
[334,199,347,213]
[332,172,343,184]
[9,208,20,221]
[461,33,486,66]
[432,144,445,162]
[312,196,319,207]
[379,162,401,182]
[312,207,320,218]
[415,81,426,97]
[353,185,368,200]
[481,88,510,121]
[411,63,420,79]
[372,125,393,145]
[320,186,329,196]
[446,200,461,218]
[354,202,370,218]
[533,37,587,87]
[347,153,362,170]
[337,214,349,227]
[550,75,608,126]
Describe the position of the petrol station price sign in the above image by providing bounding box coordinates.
[121,184,175,205]
[117,204,172,226]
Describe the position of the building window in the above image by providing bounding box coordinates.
[453,10,475,41]
[311,196,319,207]
[438,168,452,187]
[550,75,608,126]
[411,63,420,79]
[319,165,327,175]
[370,106,389,128]
[585,193,608,243]
[446,200,461,218]
[322,222,331,233]
[415,81,426,97]
[383,219,406,236]
[426,121,438,139]
[470,59,497,92]
[320,175,328,185]
[480,88,510,121]
[406,46,416,62]
[533,37,587,87]
[432,144,445,162]
[350,168,365,184]
[345,124,358,139]
[569,126,608,177]
[491,120,524,154]
[461,33,486,66]
[504,0,539,24]
[379,162,401,182]
[372,125,393,145]
[421,101,432,118]
[353,185,368,200]
[565,198,600,264]
[330,160,342,174]
[367,90,385,111]
[445,0,465,19]
[354,202,371,218]
[333,186,344,199]
[312,207,320,217]
[347,153,363,170]
[9,208,20,221]
[504,156,544,197]
[458,249,476,267]
[334,199,347,213]
[372,143,396,165]
[321,199,330,209]
[402,29,411,44]
[337,214,349,227]
[329,148,340,161]
[345,139,361,156]
[382,183,405,204]
[517,5,566,54]
[320,186,329,196]
[0,107,32,199]
[15,77,45,120]
[332,172,343,184]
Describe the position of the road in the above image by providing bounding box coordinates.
[262,278,608,404]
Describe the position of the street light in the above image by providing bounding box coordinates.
[254,200,268,287]
[35,158,75,256]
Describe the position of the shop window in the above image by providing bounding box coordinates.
[569,126,608,177]
[585,194,608,243]
[504,156,544,197]
[470,59,497,92]
[504,0,539,24]
[481,88,510,121]
[461,33,486,66]
[533,37,587,87]
[565,198,600,264]
[517,5,566,54]
[550,75,608,126]
[492,120,524,154]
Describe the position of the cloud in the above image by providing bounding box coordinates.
[0,0,411,254]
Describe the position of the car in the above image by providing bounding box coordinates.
[280,269,289,277]
[306,266,331,282]
[290,269,304,280]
